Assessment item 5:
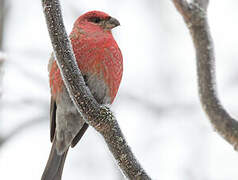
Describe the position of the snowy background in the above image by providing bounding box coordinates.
[0,0,238,179]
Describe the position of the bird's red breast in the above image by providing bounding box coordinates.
[49,11,123,104]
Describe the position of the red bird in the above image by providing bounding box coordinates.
[42,11,123,180]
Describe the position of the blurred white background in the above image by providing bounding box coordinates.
[0,0,238,179]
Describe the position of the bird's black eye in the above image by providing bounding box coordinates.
[89,17,101,23]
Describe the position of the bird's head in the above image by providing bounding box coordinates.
[74,11,120,32]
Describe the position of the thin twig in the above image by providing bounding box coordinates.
[41,0,151,179]
[172,0,238,150]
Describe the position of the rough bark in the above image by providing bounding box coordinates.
[41,0,151,179]
[172,0,238,150]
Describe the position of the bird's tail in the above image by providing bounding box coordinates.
[41,139,68,180]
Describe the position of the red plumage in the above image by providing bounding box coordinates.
[49,11,123,103]
[42,11,123,180]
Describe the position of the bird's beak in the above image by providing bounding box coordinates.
[104,17,120,30]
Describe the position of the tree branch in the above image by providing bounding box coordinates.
[41,0,151,179]
[193,0,209,11]
[0,0,4,50]
[0,0,8,50]
[172,0,238,149]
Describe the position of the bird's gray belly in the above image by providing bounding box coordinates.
[55,73,110,154]
[83,73,111,105]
